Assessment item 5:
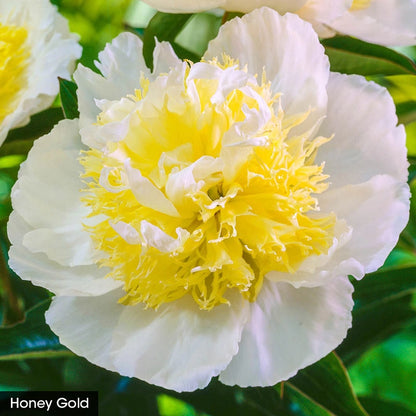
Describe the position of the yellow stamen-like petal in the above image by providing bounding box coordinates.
[350,0,372,11]
[81,58,336,310]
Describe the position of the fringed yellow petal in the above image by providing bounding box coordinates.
[0,23,28,122]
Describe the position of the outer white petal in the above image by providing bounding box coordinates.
[329,0,416,46]
[318,174,410,277]
[8,120,120,295]
[46,290,249,392]
[316,73,408,187]
[11,120,87,230]
[204,8,329,130]
[0,0,81,144]
[8,212,119,296]
[22,227,93,267]
[219,276,353,387]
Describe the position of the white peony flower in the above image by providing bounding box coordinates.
[141,0,416,46]
[8,8,409,392]
[0,0,82,145]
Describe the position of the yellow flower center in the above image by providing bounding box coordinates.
[81,57,336,310]
[0,23,28,122]
[350,0,372,11]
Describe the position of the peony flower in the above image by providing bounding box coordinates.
[0,0,82,145]
[141,0,416,46]
[8,8,409,392]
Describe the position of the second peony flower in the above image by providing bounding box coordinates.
[141,0,416,46]
[8,8,409,392]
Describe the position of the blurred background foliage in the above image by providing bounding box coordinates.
[1,1,416,415]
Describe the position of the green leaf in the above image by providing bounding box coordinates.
[143,12,193,70]
[288,353,369,416]
[377,75,416,104]
[0,360,63,389]
[338,295,416,365]
[59,77,79,119]
[352,266,416,310]
[373,75,416,125]
[349,327,416,412]
[0,139,34,161]
[360,397,416,416]
[5,108,63,143]
[221,12,244,23]
[0,300,71,360]
[168,381,293,416]
[322,36,416,76]
[171,42,200,63]
[283,385,331,416]
[337,267,416,364]
[396,102,416,125]
[158,395,197,416]
[175,12,222,58]
[406,122,416,161]
[169,355,367,416]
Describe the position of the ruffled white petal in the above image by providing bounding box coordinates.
[74,33,147,131]
[152,41,183,76]
[46,290,249,391]
[8,119,120,295]
[75,34,181,134]
[22,226,94,267]
[316,73,408,187]
[95,32,148,86]
[0,0,81,144]
[74,65,122,131]
[329,0,416,46]
[8,239,119,297]
[219,276,353,386]
[125,160,180,217]
[204,8,329,130]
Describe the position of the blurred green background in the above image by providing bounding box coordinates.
[1,1,416,415]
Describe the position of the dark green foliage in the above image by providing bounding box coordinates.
[59,78,79,119]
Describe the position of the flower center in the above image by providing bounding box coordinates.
[81,57,336,310]
[0,23,28,122]
[350,0,372,11]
